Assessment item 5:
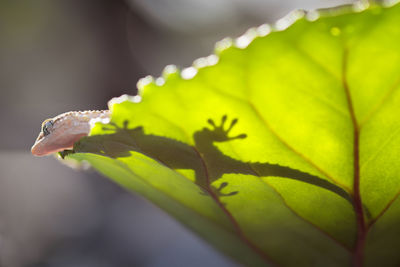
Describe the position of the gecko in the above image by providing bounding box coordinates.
[31,110,110,156]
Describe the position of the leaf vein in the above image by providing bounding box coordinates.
[225,142,352,251]
[247,98,351,193]
[359,76,400,128]
[190,146,275,264]
[197,78,349,192]
[360,123,400,171]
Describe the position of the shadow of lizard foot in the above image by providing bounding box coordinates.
[215,182,239,196]
[101,120,130,133]
[198,182,238,197]
[206,115,247,142]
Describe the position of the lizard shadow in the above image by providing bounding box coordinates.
[71,115,352,203]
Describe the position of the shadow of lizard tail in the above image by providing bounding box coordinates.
[193,115,351,203]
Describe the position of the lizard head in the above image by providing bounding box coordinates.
[31,112,92,156]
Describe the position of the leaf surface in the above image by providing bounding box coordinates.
[67,3,400,266]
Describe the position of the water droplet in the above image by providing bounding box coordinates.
[193,57,208,68]
[306,10,320,21]
[235,35,251,49]
[163,65,178,77]
[353,1,369,12]
[132,95,142,103]
[257,24,271,37]
[275,10,305,31]
[108,94,141,109]
[181,67,197,80]
[215,38,233,53]
[330,27,341,36]
[235,28,257,49]
[90,116,111,128]
[155,77,165,86]
[136,76,154,90]
[383,0,399,7]
[193,55,219,68]
[206,55,219,66]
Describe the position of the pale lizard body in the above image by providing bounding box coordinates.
[31,110,110,156]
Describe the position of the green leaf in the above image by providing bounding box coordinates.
[66,2,400,266]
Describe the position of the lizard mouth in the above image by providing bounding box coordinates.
[31,132,88,156]
[31,143,44,156]
[31,132,48,156]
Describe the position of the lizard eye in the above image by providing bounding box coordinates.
[42,120,54,136]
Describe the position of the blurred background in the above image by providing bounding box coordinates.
[0,0,355,266]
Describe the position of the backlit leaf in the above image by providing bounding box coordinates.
[67,2,400,266]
